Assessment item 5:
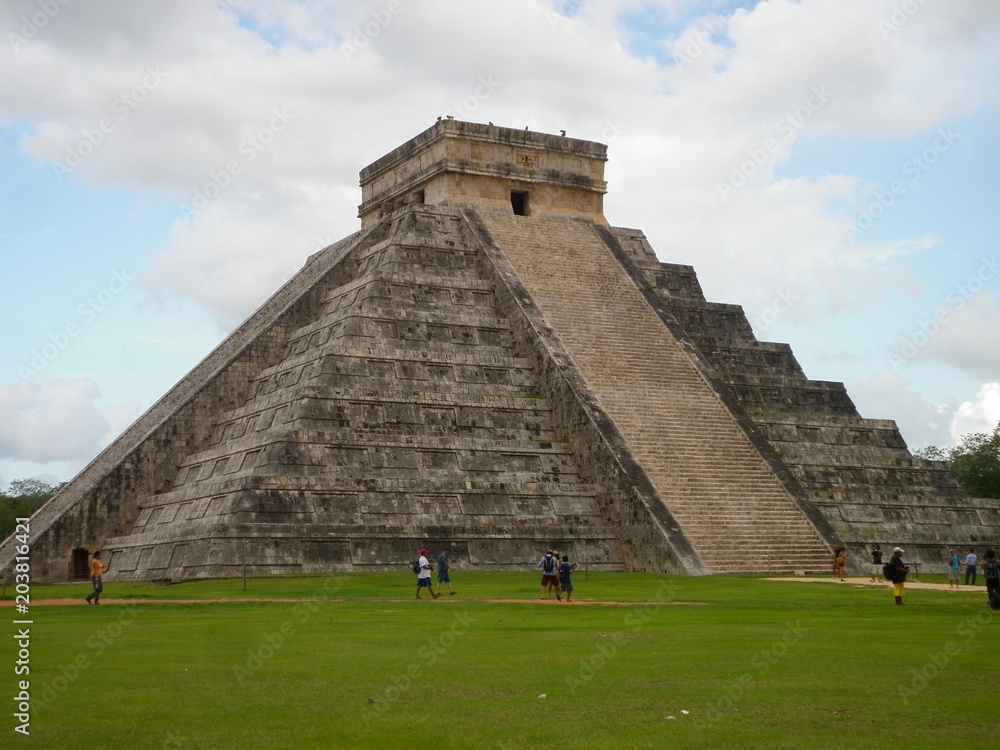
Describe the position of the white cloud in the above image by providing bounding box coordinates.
[0,379,138,463]
[951,383,1000,441]
[4,0,998,328]
[1,0,998,476]
[144,195,358,328]
[844,370,954,450]
[916,292,1000,380]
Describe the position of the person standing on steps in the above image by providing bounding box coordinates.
[85,551,106,604]
[887,547,910,606]
[965,549,979,586]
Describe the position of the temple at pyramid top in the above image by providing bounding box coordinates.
[358,118,609,226]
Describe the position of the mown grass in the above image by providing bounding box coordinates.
[2,572,996,749]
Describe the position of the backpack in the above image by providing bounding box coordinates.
[985,559,999,580]
[541,555,557,574]
[883,562,896,581]
[412,559,422,574]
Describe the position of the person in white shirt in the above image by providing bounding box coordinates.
[965,549,979,585]
[415,548,440,599]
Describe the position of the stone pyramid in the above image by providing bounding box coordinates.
[4,119,998,582]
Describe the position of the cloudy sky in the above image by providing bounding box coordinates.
[1,0,998,491]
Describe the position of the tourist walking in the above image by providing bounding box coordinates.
[869,545,883,582]
[981,549,1000,609]
[887,547,910,605]
[415,548,440,600]
[538,550,561,600]
[832,546,847,581]
[947,549,960,589]
[557,555,576,602]
[436,547,456,596]
[965,549,979,585]
[85,551,105,604]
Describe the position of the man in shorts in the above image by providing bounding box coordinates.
[869,545,883,582]
[947,549,960,589]
[416,548,440,599]
[557,555,576,602]
[436,547,456,597]
[538,550,561,600]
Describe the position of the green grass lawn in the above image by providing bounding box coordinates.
[2,572,996,749]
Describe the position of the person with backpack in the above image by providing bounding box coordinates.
[537,550,561,600]
[415,548,440,600]
[886,547,910,605]
[980,549,1000,609]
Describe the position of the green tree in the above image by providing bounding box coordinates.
[0,478,64,540]
[914,421,1000,499]
[912,445,948,461]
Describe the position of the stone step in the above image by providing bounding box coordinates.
[182,430,584,471]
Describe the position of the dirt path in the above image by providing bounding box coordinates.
[484,598,708,606]
[765,576,984,592]
[0,597,339,607]
[1,596,706,607]
[4,577,985,607]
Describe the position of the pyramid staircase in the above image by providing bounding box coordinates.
[613,227,996,569]
[473,209,833,574]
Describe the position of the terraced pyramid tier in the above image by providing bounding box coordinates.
[104,209,623,579]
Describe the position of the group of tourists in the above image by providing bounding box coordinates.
[413,547,579,601]
[536,549,576,601]
[947,548,994,587]
[868,544,999,608]
[414,547,457,599]
[948,547,1000,609]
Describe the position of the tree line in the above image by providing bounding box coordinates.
[0,479,64,540]
[913,421,1000,499]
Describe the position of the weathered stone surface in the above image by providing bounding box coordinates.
[2,119,997,581]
